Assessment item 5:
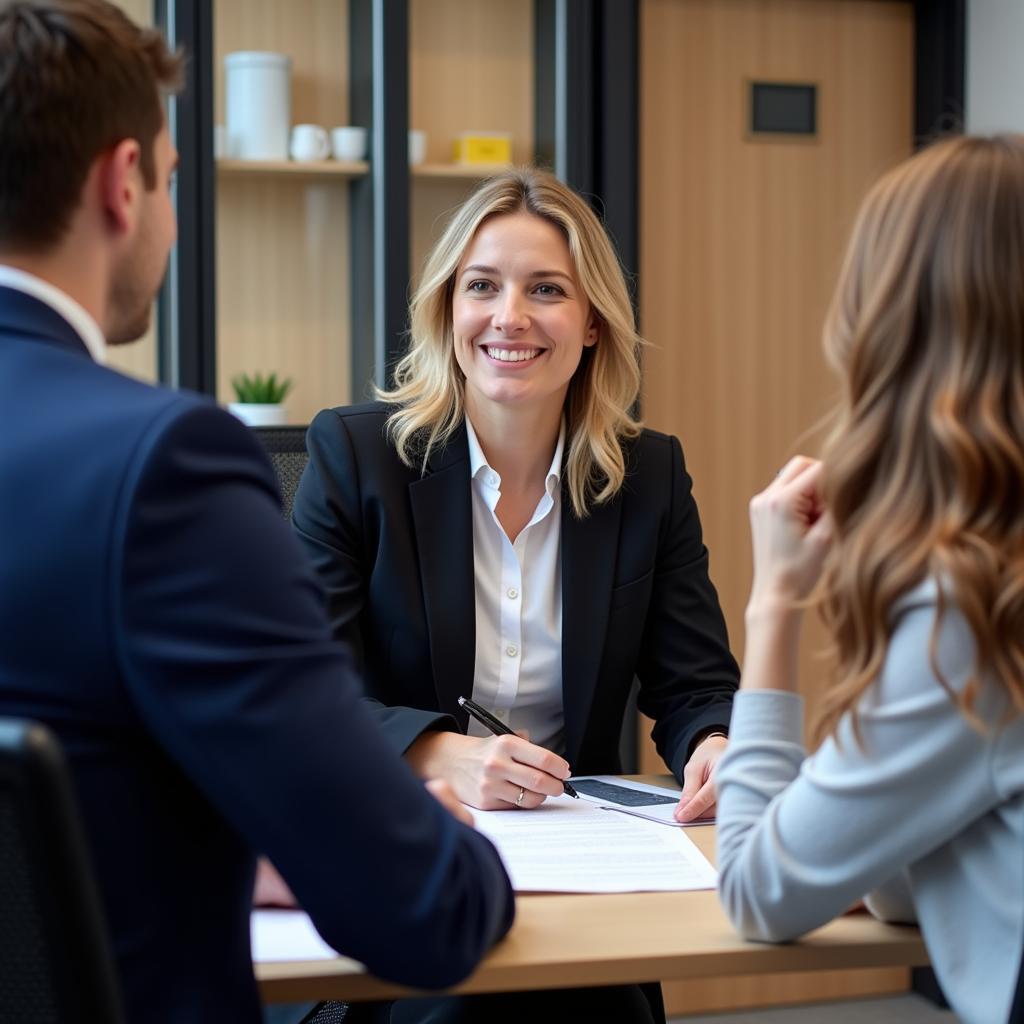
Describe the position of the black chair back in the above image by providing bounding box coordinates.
[252,426,310,521]
[0,718,124,1024]
[1010,941,1024,1022]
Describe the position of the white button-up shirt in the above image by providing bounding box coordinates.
[465,416,566,754]
[0,264,106,363]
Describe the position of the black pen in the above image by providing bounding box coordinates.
[458,695,579,799]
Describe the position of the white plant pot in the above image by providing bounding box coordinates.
[228,402,288,428]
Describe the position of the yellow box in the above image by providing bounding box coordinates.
[453,133,512,165]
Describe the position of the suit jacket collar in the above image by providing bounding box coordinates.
[408,420,624,762]
[408,422,476,728]
[0,284,93,360]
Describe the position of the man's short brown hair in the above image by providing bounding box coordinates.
[0,0,183,251]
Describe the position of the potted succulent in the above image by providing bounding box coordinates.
[228,371,293,427]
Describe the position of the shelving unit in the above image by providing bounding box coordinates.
[213,0,354,425]
[162,0,536,421]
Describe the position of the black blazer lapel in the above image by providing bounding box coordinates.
[561,490,622,766]
[409,426,475,728]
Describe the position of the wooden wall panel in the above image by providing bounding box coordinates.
[214,0,349,128]
[216,178,352,420]
[411,180,478,285]
[409,0,533,280]
[409,0,533,166]
[638,0,913,761]
[639,0,914,1013]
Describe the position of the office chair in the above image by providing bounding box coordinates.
[299,1001,349,1022]
[0,718,125,1024]
[252,425,309,521]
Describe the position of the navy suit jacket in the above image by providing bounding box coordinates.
[0,288,513,1023]
[293,403,739,780]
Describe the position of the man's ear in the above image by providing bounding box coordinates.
[99,138,143,235]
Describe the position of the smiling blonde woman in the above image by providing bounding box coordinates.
[293,167,740,1021]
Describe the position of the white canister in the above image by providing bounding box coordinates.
[225,51,291,160]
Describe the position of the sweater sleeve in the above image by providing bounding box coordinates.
[715,587,1001,942]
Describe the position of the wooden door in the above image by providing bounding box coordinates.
[638,0,914,1012]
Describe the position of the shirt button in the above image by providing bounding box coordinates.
[488,473,499,487]
[507,587,519,600]
[506,645,518,658]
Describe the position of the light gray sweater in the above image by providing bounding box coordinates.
[716,580,1024,1024]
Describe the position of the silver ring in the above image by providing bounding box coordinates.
[515,786,525,808]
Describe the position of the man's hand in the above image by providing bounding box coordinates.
[253,857,297,908]
[674,734,728,822]
[425,778,475,826]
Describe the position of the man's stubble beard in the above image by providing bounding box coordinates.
[105,204,165,346]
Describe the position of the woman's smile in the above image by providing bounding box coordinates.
[482,344,544,365]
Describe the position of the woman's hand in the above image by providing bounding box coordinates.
[748,456,833,614]
[741,456,834,694]
[407,730,571,810]
[674,733,728,822]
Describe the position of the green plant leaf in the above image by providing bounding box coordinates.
[231,370,293,404]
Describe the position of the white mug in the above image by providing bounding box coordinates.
[289,123,330,162]
[331,126,368,162]
[408,129,427,166]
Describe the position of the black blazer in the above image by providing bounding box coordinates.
[294,402,739,780]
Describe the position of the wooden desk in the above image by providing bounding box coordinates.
[256,780,928,1006]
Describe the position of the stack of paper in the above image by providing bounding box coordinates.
[471,794,717,893]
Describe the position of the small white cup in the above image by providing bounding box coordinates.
[289,124,330,162]
[331,126,368,162]
[408,129,427,166]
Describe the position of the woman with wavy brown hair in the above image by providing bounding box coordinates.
[715,135,1024,1024]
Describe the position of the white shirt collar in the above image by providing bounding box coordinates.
[0,264,107,364]
[465,414,565,496]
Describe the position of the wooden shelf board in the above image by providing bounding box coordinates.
[217,159,369,178]
[413,162,513,179]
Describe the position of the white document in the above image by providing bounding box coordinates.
[251,909,339,963]
[471,794,717,893]
[570,774,714,827]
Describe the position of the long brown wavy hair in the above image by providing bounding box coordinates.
[814,134,1024,744]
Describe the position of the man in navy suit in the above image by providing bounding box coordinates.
[0,3,513,1022]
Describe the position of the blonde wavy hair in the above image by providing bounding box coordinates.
[814,134,1024,744]
[377,167,643,518]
